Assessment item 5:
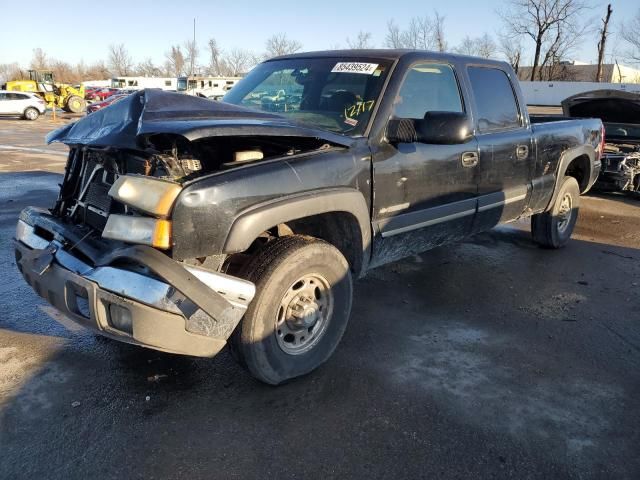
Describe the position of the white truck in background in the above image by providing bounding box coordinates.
[110,77,177,91]
[176,76,242,99]
[520,80,640,106]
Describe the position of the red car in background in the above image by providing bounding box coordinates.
[86,94,129,114]
[85,88,120,102]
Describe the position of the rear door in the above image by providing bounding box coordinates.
[465,66,534,230]
[370,61,479,266]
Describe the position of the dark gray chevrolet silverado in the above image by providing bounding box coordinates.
[14,50,603,384]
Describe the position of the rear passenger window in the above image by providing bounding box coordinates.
[467,67,521,132]
[393,63,463,119]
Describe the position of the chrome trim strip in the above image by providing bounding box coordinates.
[381,208,476,238]
[477,193,527,212]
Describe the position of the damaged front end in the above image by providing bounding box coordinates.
[15,89,347,356]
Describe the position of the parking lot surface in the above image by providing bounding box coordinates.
[1,118,639,479]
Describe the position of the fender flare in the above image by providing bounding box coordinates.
[223,188,372,274]
[545,145,596,211]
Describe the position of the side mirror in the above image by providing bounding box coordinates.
[387,111,473,145]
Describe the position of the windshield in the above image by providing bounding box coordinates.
[223,57,391,136]
[177,77,188,91]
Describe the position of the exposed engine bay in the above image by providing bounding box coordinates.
[52,135,335,232]
[47,89,347,234]
[600,143,640,192]
[561,89,640,194]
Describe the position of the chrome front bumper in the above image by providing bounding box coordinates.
[15,217,255,357]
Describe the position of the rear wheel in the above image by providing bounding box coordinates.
[531,176,580,248]
[23,107,39,121]
[230,235,353,385]
[65,95,86,113]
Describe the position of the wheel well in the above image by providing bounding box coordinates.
[564,155,591,193]
[233,212,364,277]
[287,212,364,276]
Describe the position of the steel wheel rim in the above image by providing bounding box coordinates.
[275,273,333,355]
[556,193,573,233]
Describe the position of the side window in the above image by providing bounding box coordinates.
[393,63,463,119]
[467,67,521,132]
[0,93,6,100]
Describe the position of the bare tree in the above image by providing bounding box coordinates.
[165,45,186,77]
[432,11,447,52]
[184,39,199,76]
[30,48,48,70]
[499,33,523,73]
[403,16,432,49]
[265,33,302,58]
[207,38,223,76]
[619,8,640,64]
[384,12,446,50]
[595,4,613,81]
[225,48,253,76]
[500,0,591,81]
[137,58,161,77]
[346,31,373,49]
[455,33,497,58]
[84,61,110,80]
[385,20,404,48]
[0,62,22,84]
[108,43,133,76]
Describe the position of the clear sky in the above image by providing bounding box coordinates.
[0,0,638,68]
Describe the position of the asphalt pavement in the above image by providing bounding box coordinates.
[0,118,639,479]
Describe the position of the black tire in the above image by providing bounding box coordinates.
[531,176,580,248]
[230,235,353,385]
[65,95,86,113]
[23,107,39,121]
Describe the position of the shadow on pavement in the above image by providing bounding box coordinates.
[1,171,639,479]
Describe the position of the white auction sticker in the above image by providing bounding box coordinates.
[331,62,379,75]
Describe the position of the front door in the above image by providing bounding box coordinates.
[465,66,534,230]
[370,62,479,267]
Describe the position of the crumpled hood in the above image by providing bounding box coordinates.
[46,89,353,149]
[561,89,640,125]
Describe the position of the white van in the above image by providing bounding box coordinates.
[0,91,46,120]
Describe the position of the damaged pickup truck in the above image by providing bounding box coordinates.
[561,90,640,194]
[14,50,603,384]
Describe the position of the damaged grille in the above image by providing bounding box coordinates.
[54,149,124,232]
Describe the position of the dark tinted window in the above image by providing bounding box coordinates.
[467,67,520,132]
[393,63,463,119]
[6,93,26,100]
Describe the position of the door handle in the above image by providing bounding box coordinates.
[461,151,479,168]
[516,145,529,160]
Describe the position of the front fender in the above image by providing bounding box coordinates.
[224,188,371,271]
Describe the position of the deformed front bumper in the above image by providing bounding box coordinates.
[14,208,255,357]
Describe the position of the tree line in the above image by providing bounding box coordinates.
[1,2,640,85]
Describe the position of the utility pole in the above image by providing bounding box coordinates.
[596,4,613,82]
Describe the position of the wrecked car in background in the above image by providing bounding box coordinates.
[15,50,603,385]
[562,89,640,194]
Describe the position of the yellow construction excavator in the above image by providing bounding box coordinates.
[4,70,86,113]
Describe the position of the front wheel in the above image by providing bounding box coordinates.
[531,176,580,248]
[231,236,353,385]
[65,95,86,113]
